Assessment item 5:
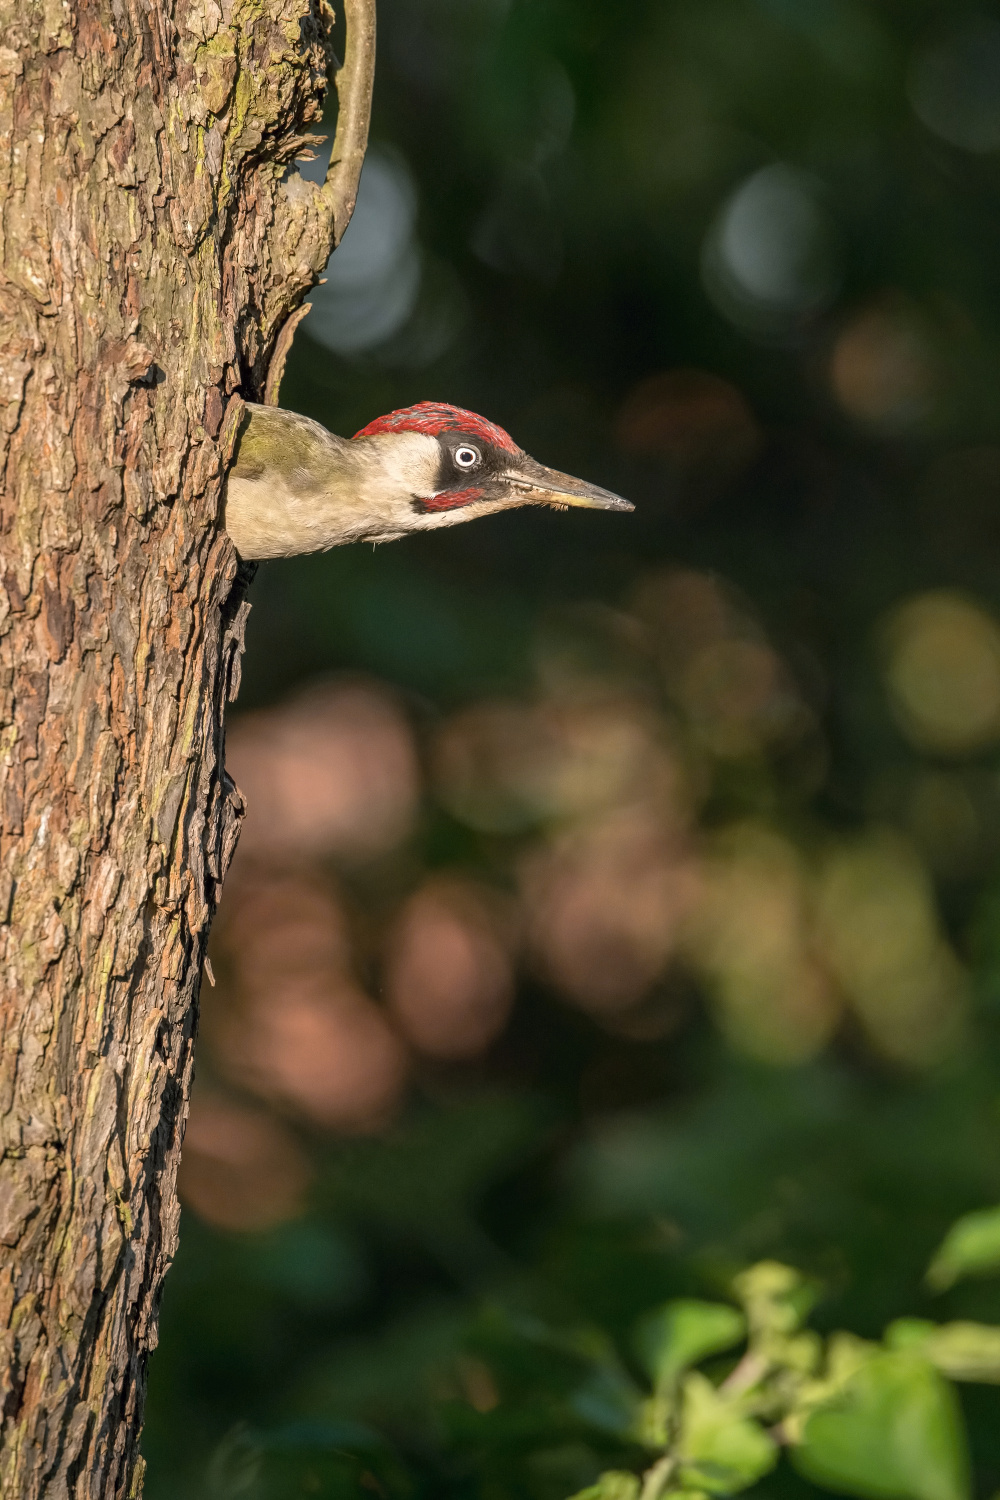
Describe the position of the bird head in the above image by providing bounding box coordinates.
[350,401,634,534]
[224,399,634,559]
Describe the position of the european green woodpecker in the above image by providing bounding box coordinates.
[223,401,634,559]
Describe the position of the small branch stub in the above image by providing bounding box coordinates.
[264,305,312,407]
[324,0,377,244]
[263,0,376,405]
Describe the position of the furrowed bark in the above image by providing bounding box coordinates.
[0,1,373,1494]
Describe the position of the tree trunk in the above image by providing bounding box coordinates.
[0,1,373,1493]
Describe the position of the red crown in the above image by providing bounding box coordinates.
[352,401,520,456]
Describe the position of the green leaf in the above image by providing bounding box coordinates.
[570,1366,644,1437]
[633,1394,673,1449]
[887,1318,1000,1384]
[633,1301,747,1390]
[567,1471,641,1500]
[793,1352,970,1500]
[676,1373,778,1495]
[732,1262,819,1339]
[824,1332,880,1387]
[884,1319,938,1354]
[926,1205,1000,1291]
[206,1424,262,1500]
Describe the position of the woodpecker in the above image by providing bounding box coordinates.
[223,401,633,559]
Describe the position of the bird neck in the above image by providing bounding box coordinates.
[224,409,447,558]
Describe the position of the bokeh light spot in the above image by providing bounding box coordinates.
[909,18,1000,154]
[816,833,968,1067]
[178,1093,311,1232]
[386,878,515,1059]
[229,680,420,863]
[306,147,421,354]
[684,823,840,1067]
[521,806,700,1017]
[703,164,840,334]
[830,302,936,430]
[881,592,1000,756]
[206,865,410,1134]
[680,639,799,760]
[615,370,761,505]
[221,978,409,1134]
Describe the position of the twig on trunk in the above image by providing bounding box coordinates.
[263,0,376,404]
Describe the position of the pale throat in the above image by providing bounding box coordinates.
[358,430,478,532]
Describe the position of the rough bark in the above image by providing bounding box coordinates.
[0,0,372,1494]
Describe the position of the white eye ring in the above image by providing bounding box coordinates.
[454,445,480,469]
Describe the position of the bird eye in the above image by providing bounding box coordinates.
[454,445,480,469]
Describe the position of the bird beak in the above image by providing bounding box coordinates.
[502,455,635,513]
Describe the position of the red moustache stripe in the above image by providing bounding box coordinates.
[416,486,484,512]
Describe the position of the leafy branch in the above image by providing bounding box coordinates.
[568,1206,1000,1500]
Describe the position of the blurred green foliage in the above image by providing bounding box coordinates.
[144,0,1000,1496]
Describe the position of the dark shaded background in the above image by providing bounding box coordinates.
[144,2,1000,1494]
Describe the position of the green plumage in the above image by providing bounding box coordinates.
[231,405,350,495]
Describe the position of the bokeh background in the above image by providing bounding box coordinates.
[145,2,1000,1494]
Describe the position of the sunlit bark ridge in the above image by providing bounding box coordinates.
[0,0,373,1493]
